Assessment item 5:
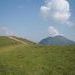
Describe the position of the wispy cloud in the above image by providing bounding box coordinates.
[48,26,63,37]
[66,21,75,27]
[0,26,15,36]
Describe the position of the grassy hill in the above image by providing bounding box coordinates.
[0,36,21,47]
[0,36,75,75]
[11,36,36,45]
[0,36,35,47]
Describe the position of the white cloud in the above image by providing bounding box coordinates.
[0,27,15,36]
[40,0,71,22]
[66,21,74,27]
[48,26,60,37]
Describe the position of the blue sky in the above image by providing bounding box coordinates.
[0,0,75,42]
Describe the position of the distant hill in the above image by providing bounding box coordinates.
[39,36,75,45]
[0,36,36,47]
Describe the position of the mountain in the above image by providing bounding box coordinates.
[39,35,75,45]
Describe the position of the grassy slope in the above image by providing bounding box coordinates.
[0,36,21,47]
[0,36,75,75]
[11,36,36,45]
[0,44,75,75]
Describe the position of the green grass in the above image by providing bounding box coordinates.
[0,44,75,75]
[11,36,36,45]
[0,36,75,75]
[0,36,21,47]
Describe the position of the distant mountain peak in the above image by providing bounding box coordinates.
[39,35,75,45]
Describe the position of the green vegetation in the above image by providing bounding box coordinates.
[0,36,75,75]
[11,36,36,45]
[0,36,21,47]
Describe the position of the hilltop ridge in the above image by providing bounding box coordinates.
[39,35,75,45]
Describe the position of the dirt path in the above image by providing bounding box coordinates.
[8,36,27,45]
[0,36,28,53]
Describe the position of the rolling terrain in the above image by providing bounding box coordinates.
[0,36,21,47]
[0,36,75,75]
